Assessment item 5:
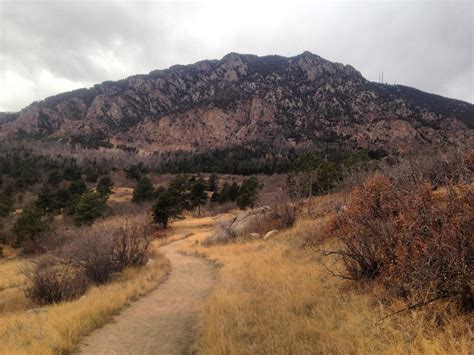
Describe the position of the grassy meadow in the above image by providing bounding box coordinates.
[179,194,472,355]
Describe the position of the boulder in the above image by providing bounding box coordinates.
[27,308,44,315]
[205,206,274,244]
[229,206,272,236]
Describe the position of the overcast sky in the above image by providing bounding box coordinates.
[0,0,472,111]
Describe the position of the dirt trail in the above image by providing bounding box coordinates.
[77,220,216,355]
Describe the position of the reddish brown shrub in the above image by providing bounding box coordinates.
[328,173,473,311]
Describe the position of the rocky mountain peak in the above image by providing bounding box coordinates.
[0,52,472,155]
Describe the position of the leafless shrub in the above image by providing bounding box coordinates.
[24,218,152,304]
[24,256,88,305]
[61,232,117,284]
[113,224,150,268]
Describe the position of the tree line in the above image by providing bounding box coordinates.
[131,174,262,228]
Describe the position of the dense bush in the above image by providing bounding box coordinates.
[25,223,151,304]
[25,257,88,305]
[328,173,473,311]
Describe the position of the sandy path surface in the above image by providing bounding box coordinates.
[77,221,216,355]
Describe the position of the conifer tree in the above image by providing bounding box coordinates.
[132,177,155,203]
[72,190,107,225]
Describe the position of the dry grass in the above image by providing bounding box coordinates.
[0,258,29,315]
[179,197,471,354]
[108,187,133,203]
[0,216,171,355]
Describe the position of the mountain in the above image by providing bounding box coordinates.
[1,52,472,155]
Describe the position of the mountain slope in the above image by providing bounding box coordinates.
[1,52,472,153]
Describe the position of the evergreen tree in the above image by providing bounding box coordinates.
[168,175,191,210]
[152,188,183,228]
[36,184,61,214]
[72,190,107,225]
[0,190,13,218]
[208,173,218,192]
[237,176,261,209]
[62,163,82,181]
[85,167,100,183]
[96,176,114,196]
[132,177,155,203]
[12,204,48,245]
[47,170,62,187]
[228,181,240,201]
[218,183,231,204]
[190,177,208,215]
[69,178,87,196]
[210,191,220,203]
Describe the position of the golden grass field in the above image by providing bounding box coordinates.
[0,185,470,354]
[179,195,472,355]
[0,214,171,354]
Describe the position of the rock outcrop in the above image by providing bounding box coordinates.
[1,52,472,154]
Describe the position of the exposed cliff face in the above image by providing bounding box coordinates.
[1,52,472,153]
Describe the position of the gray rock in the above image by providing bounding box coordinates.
[229,206,272,237]
[27,308,44,315]
[264,229,279,240]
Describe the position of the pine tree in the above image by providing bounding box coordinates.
[190,177,208,215]
[0,190,13,218]
[152,188,183,228]
[132,177,155,203]
[12,204,48,245]
[208,173,218,192]
[218,183,231,204]
[69,179,87,196]
[96,176,114,196]
[72,190,107,225]
[228,182,240,202]
[47,170,62,187]
[36,184,61,214]
[237,176,261,209]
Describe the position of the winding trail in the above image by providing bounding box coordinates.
[77,220,217,355]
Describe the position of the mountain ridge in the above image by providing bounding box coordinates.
[1,51,472,154]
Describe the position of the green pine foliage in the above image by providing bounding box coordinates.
[132,177,155,203]
[236,176,261,209]
[190,177,208,215]
[152,187,184,228]
[12,204,49,245]
[0,190,13,218]
[72,190,108,226]
[96,176,114,196]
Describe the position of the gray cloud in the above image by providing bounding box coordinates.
[0,0,472,111]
